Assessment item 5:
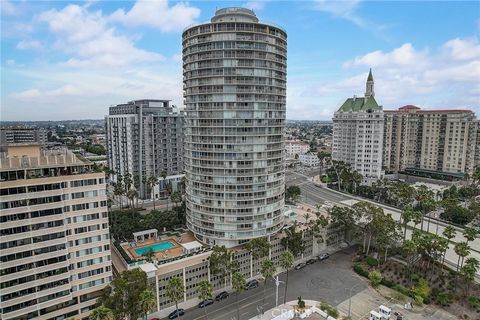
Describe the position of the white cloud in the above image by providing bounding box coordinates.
[314,0,387,38]
[37,4,163,67]
[14,85,82,101]
[443,38,480,61]
[1,0,17,15]
[292,38,480,119]
[16,39,42,50]
[110,0,200,32]
[243,1,267,11]
[343,43,429,68]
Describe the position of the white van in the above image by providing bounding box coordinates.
[379,305,391,319]
[370,310,383,320]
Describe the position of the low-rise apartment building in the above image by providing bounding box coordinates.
[299,153,320,167]
[0,145,112,320]
[285,140,310,159]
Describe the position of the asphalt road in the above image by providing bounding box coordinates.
[163,248,364,320]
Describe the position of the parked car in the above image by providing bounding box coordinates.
[318,253,330,261]
[306,258,317,265]
[215,291,229,301]
[294,262,306,270]
[168,308,185,319]
[245,279,259,290]
[198,299,214,308]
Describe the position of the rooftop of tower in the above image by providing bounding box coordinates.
[211,7,259,23]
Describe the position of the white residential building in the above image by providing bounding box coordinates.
[105,100,184,199]
[299,153,320,167]
[183,7,287,247]
[332,70,384,183]
[285,140,310,159]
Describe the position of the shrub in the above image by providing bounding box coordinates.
[369,271,383,288]
[297,296,305,309]
[467,296,480,309]
[353,263,369,277]
[394,284,411,297]
[437,292,453,306]
[319,302,339,318]
[410,273,420,283]
[381,278,395,288]
[366,256,379,267]
[411,278,430,305]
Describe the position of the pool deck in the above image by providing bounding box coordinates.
[122,232,198,261]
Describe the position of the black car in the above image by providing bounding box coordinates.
[245,279,259,290]
[294,262,306,270]
[306,258,317,265]
[168,308,185,319]
[198,299,214,308]
[215,291,229,301]
[318,253,330,261]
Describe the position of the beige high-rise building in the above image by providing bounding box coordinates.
[0,145,112,320]
[383,105,478,176]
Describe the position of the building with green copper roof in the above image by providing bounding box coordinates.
[332,70,385,184]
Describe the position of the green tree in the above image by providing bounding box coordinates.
[279,250,295,305]
[280,222,305,257]
[100,268,148,320]
[89,305,114,320]
[197,280,213,319]
[328,206,356,245]
[245,237,271,261]
[139,290,156,320]
[232,272,246,320]
[170,191,182,209]
[441,226,456,270]
[402,240,418,276]
[209,246,238,288]
[260,259,276,313]
[368,270,382,288]
[285,185,301,204]
[113,176,124,209]
[463,227,478,246]
[461,258,480,296]
[411,278,430,305]
[147,176,158,210]
[166,277,184,319]
[454,242,470,272]
[126,188,138,212]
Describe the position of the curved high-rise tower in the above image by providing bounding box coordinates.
[183,7,287,247]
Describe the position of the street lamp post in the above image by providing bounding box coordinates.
[274,276,284,308]
[347,283,363,318]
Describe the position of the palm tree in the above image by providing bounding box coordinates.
[463,227,477,246]
[402,239,418,277]
[126,188,138,212]
[441,226,456,270]
[260,259,276,313]
[197,280,213,319]
[139,289,156,320]
[147,176,158,210]
[245,237,271,278]
[166,277,184,318]
[142,248,155,262]
[401,207,414,241]
[454,242,470,272]
[170,191,182,209]
[89,305,114,320]
[461,257,479,296]
[279,250,294,305]
[113,176,124,208]
[232,272,246,320]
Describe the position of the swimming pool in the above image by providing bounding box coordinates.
[134,241,175,256]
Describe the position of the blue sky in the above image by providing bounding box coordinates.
[1,0,479,120]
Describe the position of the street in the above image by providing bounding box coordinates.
[162,249,365,320]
